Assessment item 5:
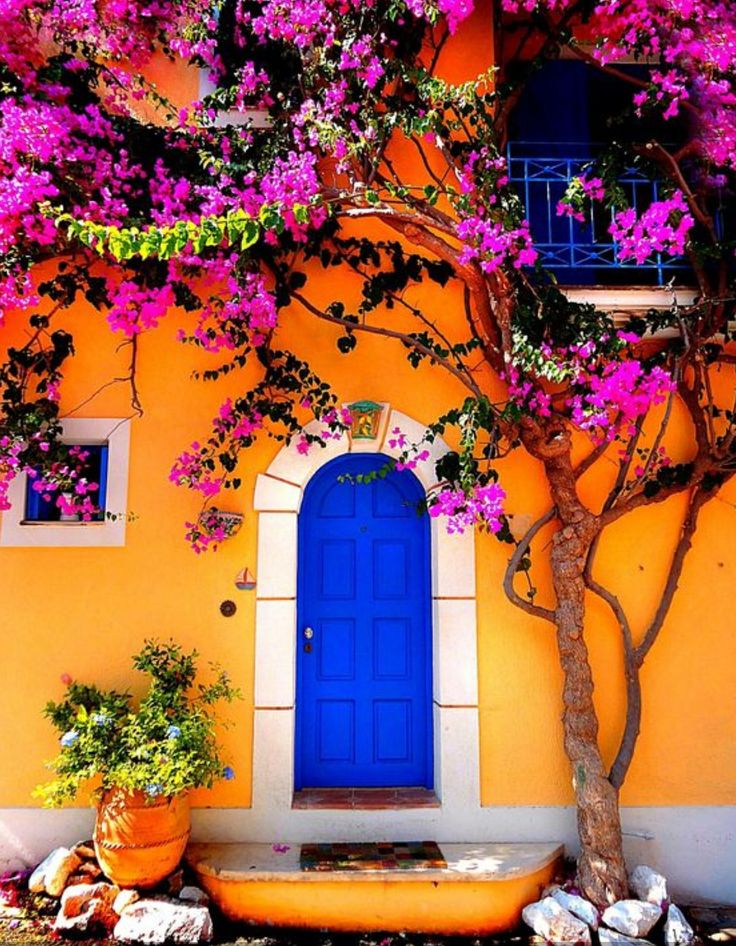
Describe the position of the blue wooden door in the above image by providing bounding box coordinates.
[296,453,433,789]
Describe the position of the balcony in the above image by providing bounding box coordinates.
[507,142,692,288]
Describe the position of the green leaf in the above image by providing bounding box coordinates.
[423,185,439,205]
[240,220,260,249]
[337,334,357,354]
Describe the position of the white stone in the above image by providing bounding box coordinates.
[113,889,140,915]
[432,520,476,597]
[664,904,695,945]
[253,599,296,708]
[599,929,655,946]
[522,897,592,944]
[71,841,96,860]
[264,421,348,487]
[45,847,82,897]
[630,865,668,904]
[113,899,213,944]
[60,881,118,913]
[434,599,479,706]
[256,512,297,598]
[541,883,562,897]
[251,708,298,811]
[253,474,302,512]
[179,885,209,905]
[28,847,81,897]
[29,849,60,892]
[436,705,480,811]
[55,881,119,934]
[552,888,600,929]
[603,900,662,937]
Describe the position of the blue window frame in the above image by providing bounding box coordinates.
[507,60,693,286]
[25,444,109,522]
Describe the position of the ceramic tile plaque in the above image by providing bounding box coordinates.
[349,400,383,440]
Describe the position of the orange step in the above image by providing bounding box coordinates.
[186,841,563,935]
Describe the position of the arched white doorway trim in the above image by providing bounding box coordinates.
[249,405,481,838]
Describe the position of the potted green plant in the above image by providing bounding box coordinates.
[36,639,240,888]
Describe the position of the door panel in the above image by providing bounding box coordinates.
[296,453,433,789]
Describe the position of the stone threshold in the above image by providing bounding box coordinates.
[185,842,564,934]
[187,841,563,884]
[292,787,440,810]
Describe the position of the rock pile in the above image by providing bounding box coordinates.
[27,841,212,943]
[522,865,696,946]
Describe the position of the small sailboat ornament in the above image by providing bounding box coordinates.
[235,567,257,591]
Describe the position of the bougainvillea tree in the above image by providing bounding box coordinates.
[1,0,734,905]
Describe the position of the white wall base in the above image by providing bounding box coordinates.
[2,806,734,905]
[0,807,95,871]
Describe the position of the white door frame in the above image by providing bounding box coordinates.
[249,406,481,836]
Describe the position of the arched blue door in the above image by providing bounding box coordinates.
[295,453,433,789]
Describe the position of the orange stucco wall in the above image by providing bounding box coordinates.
[2,273,735,812]
[1,2,735,814]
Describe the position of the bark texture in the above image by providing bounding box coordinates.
[523,421,629,907]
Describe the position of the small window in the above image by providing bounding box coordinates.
[0,418,130,548]
[24,444,109,523]
[197,0,272,130]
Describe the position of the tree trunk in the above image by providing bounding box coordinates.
[524,423,629,906]
[550,516,628,906]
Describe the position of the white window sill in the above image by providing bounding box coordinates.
[562,286,697,312]
[198,71,271,129]
[18,520,108,528]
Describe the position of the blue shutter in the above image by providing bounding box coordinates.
[96,444,109,519]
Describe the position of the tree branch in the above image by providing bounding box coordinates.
[291,290,484,397]
[583,535,641,790]
[332,198,505,368]
[503,508,557,624]
[61,336,144,419]
[634,486,710,664]
[331,243,464,370]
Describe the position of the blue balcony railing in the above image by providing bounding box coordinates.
[507,142,691,286]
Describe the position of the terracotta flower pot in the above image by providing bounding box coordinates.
[93,789,190,889]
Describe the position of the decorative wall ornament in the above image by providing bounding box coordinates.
[348,401,384,440]
[235,567,257,591]
[197,508,244,541]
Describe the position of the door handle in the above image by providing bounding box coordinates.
[303,627,314,639]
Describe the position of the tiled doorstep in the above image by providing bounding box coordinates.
[187,841,564,882]
[292,788,441,810]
